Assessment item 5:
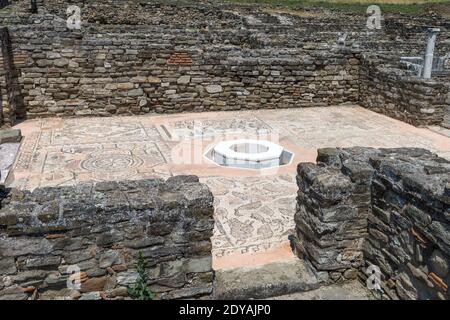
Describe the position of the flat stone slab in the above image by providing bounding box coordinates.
[0,129,22,144]
[269,280,376,300]
[214,259,324,300]
[0,143,20,184]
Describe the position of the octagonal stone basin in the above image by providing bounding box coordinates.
[208,139,293,169]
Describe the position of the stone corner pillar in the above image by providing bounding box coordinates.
[293,148,373,281]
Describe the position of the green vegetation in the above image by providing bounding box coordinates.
[128,251,156,300]
[224,0,450,14]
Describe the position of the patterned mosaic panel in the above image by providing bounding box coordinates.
[161,117,275,140]
[203,174,297,259]
[10,118,169,189]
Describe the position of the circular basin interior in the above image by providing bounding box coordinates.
[207,139,293,169]
[231,142,269,154]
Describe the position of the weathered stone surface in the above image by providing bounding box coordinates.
[186,257,212,274]
[116,271,138,286]
[79,292,102,300]
[80,277,108,293]
[147,76,161,84]
[0,257,17,275]
[270,280,374,300]
[98,251,123,268]
[0,130,22,144]
[11,270,50,285]
[429,250,449,278]
[44,273,68,289]
[0,177,214,300]
[161,285,212,300]
[214,259,321,300]
[124,237,165,249]
[205,85,223,94]
[343,268,358,280]
[0,287,28,300]
[24,256,61,269]
[177,76,191,85]
[63,251,95,265]
[396,272,419,300]
[39,288,78,300]
[296,147,449,300]
[0,238,53,257]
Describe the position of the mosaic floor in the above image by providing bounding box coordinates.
[8,106,450,269]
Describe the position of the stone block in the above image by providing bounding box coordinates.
[0,129,22,144]
[429,249,449,278]
[177,75,191,85]
[205,85,223,94]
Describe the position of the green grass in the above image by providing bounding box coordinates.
[223,0,450,14]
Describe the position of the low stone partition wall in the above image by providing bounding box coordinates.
[295,147,449,300]
[360,55,449,127]
[0,176,215,300]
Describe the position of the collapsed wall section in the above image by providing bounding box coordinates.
[0,175,215,300]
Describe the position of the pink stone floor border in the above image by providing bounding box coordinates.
[8,106,450,270]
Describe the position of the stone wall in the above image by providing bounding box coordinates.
[294,147,449,300]
[365,148,449,300]
[0,27,25,127]
[1,11,361,118]
[360,55,449,127]
[0,1,448,126]
[0,175,215,300]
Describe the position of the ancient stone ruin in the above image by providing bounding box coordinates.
[0,0,449,301]
[295,147,449,300]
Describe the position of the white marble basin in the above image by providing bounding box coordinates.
[211,139,286,169]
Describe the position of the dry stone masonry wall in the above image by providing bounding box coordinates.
[295,147,450,300]
[360,54,449,127]
[0,1,449,126]
[0,14,361,118]
[0,175,215,300]
[294,147,372,282]
[0,26,25,127]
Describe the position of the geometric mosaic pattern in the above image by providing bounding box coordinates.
[203,174,297,259]
[10,106,450,263]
